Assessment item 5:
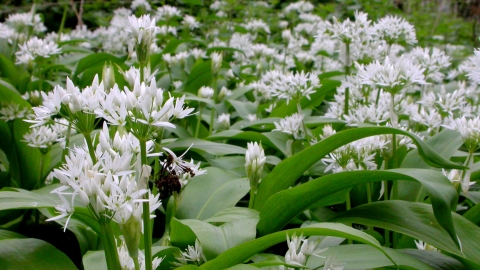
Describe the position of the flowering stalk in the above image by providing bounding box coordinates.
[61,122,72,163]
[208,77,218,135]
[100,222,122,270]
[195,103,204,138]
[343,42,351,116]
[139,138,153,270]
[296,102,310,145]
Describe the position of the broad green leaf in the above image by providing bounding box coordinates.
[171,218,258,260]
[306,244,435,270]
[400,249,467,270]
[254,126,466,212]
[176,167,250,220]
[0,229,25,240]
[203,207,259,223]
[0,238,77,270]
[201,223,395,269]
[256,169,459,250]
[82,250,107,270]
[332,201,480,267]
[184,61,212,94]
[227,100,257,119]
[207,130,281,152]
[301,79,341,109]
[152,246,182,270]
[163,138,245,156]
[228,265,261,269]
[399,129,463,201]
[74,52,126,76]
[161,38,206,55]
[0,55,17,84]
[0,185,59,210]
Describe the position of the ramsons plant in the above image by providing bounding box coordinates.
[0,1,480,270]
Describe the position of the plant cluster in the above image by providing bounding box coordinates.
[0,1,480,270]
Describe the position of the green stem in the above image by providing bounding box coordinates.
[343,42,351,117]
[62,122,72,163]
[100,222,121,270]
[57,4,68,44]
[195,104,204,138]
[139,62,145,83]
[139,139,153,270]
[296,102,310,144]
[134,257,140,270]
[208,77,218,136]
[248,188,256,209]
[83,132,97,163]
[346,191,352,244]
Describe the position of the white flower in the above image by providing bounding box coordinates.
[198,86,214,99]
[211,52,223,75]
[355,56,427,95]
[6,9,46,33]
[467,49,480,84]
[273,113,304,139]
[217,113,230,129]
[183,15,199,30]
[156,5,181,21]
[131,0,151,11]
[15,37,61,64]
[443,116,480,152]
[372,15,417,45]
[0,102,28,121]
[269,71,320,104]
[23,125,59,148]
[245,142,266,190]
[175,239,207,266]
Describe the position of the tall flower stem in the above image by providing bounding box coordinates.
[346,191,352,244]
[139,62,145,83]
[139,138,153,270]
[100,222,121,270]
[208,77,218,135]
[343,42,351,116]
[248,188,256,209]
[61,122,72,163]
[83,132,97,163]
[296,102,310,144]
[195,104,205,138]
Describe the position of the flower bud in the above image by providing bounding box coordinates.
[245,142,266,190]
[102,62,115,90]
[120,214,142,260]
[211,52,223,75]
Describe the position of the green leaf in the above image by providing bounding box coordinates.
[0,185,59,211]
[306,244,435,270]
[184,61,212,94]
[301,79,341,109]
[227,100,256,119]
[254,126,466,212]
[82,250,107,270]
[176,167,250,220]
[0,55,17,84]
[203,207,259,223]
[332,201,480,267]
[257,169,459,249]
[74,52,126,76]
[400,249,467,270]
[171,218,258,260]
[0,229,25,240]
[399,129,464,201]
[207,130,281,152]
[201,223,395,269]
[0,238,77,270]
[163,138,245,156]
